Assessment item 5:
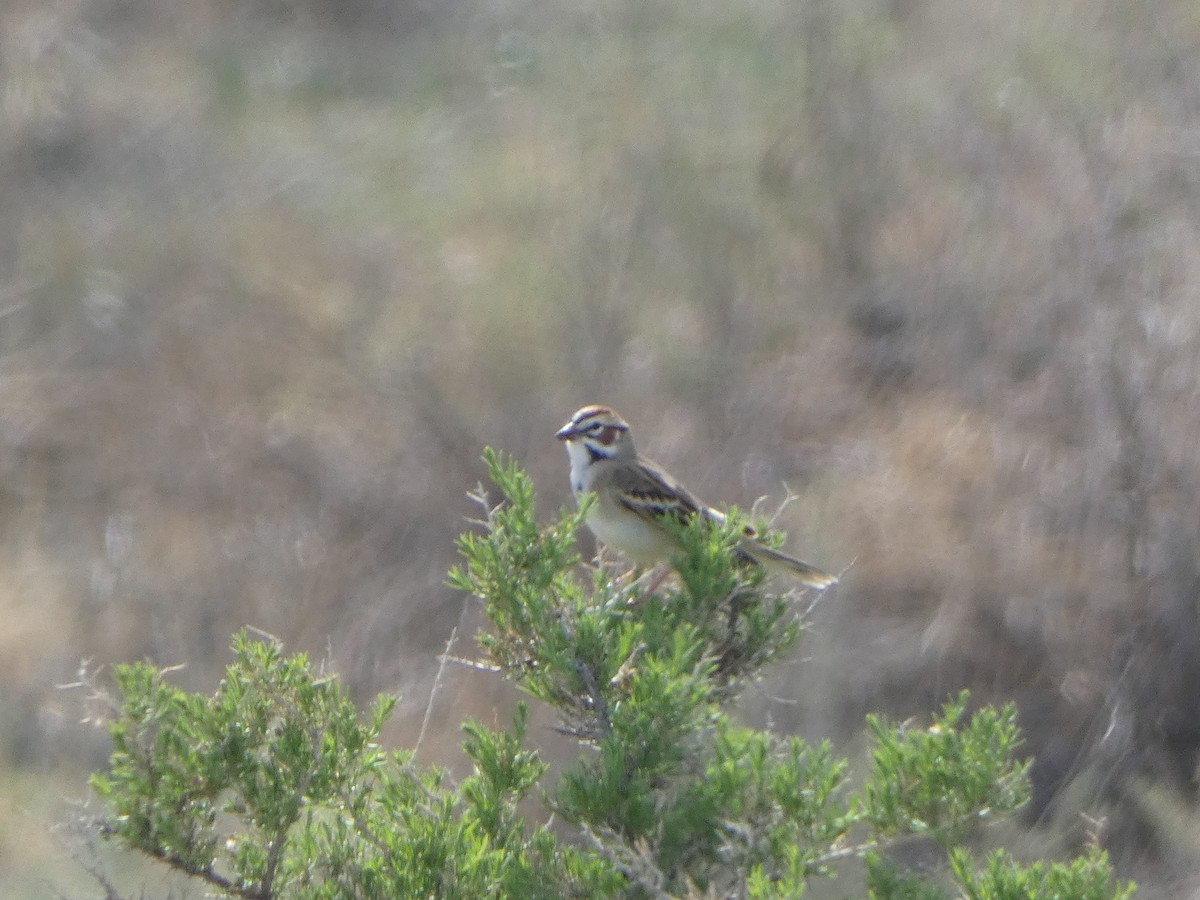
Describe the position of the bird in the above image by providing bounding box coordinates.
[555,404,837,589]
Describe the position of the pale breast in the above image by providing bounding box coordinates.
[585,497,678,566]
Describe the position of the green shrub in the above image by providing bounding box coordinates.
[87,449,1134,898]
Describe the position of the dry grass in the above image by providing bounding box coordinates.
[4,0,1200,894]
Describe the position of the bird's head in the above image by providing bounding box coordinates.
[556,404,634,463]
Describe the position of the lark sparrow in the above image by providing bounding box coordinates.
[555,405,837,589]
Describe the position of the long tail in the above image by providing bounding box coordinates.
[738,541,838,589]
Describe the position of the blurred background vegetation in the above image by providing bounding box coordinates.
[3,0,1200,895]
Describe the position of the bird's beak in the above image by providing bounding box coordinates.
[555,421,577,441]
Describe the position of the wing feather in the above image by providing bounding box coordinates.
[605,455,838,588]
[609,457,709,527]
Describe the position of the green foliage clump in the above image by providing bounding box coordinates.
[90,636,610,898]
[86,448,1135,898]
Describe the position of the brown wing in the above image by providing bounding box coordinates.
[610,456,838,588]
[609,456,711,528]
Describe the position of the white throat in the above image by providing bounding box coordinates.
[564,439,600,496]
